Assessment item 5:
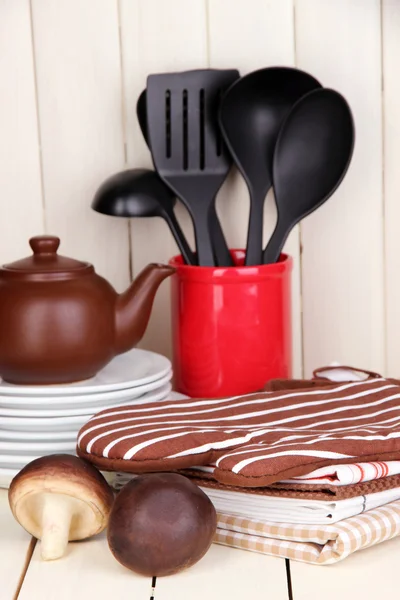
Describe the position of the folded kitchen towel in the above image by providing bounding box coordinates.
[77,376,400,487]
[180,461,400,492]
[113,472,400,524]
[282,460,400,486]
[115,469,400,500]
[178,469,400,499]
[214,499,400,564]
[197,484,400,524]
[268,475,400,499]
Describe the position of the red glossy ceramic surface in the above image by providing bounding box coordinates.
[169,250,293,398]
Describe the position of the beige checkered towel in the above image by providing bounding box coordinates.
[215,499,400,564]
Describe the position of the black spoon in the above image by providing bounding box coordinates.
[92,168,196,265]
[220,67,321,266]
[263,88,355,264]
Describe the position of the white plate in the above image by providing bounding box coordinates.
[0,348,171,396]
[0,429,78,441]
[0,382,172,417]
[0,370,172,409]
[1,414,95,433]
[0,440,76,454]
[0,385,176,432]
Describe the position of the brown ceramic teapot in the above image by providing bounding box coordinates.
[0,236,175,385]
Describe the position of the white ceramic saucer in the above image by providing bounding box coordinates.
[0,370,172,409]
[0,429,78,441]
[1,414,95,433]
[0,391,187,489]
[0,348,171,396]
[0,384,174,431]
[0,440,76,454]
[0,382,172,417]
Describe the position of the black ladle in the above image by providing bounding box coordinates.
[92,168,196,265]
[220,67,321,266]
[263,88,355,264]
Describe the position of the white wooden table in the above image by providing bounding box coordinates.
[1,490,397,600]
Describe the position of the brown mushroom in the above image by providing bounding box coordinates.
[8,454,114,561]
[107,473,217,577]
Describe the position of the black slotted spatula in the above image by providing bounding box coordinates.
[146,69,239,266]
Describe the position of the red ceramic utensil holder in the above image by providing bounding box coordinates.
[169,250,293,398]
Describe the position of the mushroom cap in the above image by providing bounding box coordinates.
[107,473,217,576]
[8,454,114,542]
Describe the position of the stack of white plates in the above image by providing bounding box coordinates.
[0,348,174,488]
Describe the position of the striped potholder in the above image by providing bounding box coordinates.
[77,376,400,487]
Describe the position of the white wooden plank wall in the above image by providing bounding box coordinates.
[296,0,385,377]
[207,0,303,378]
[0,0,397,379]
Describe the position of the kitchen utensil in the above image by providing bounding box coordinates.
[170,250,292,398]
[138,86,233,267]
[0,236,174,385]
[137,88,148,142]
[146,69,240,266]
[0,348,171,396]
[219,67,321,265]
[0,382,172,417]
[263,88,355,263]
[0,371,172,410]
[92,169,196,265]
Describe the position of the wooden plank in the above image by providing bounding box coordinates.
[290,535,400,599]
[295,0,385,376]
[31,0,130,291]
[155,543,289,600]
[382,0,400,376]
[0,490,33,600]
[0,0,44,262]
[18,530,151,599]
[119,0,207,359]
[207,0,303,378]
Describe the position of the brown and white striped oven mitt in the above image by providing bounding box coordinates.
[77,367,400,487]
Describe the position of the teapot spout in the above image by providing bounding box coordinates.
[115,263,175,355]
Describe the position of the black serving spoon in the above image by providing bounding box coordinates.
[263,88,355,264]
[220,67,321,266]
[92,168,196,265]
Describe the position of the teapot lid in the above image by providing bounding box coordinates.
[1,236,94,280]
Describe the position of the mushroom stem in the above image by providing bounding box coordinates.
[40,494,73,561]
